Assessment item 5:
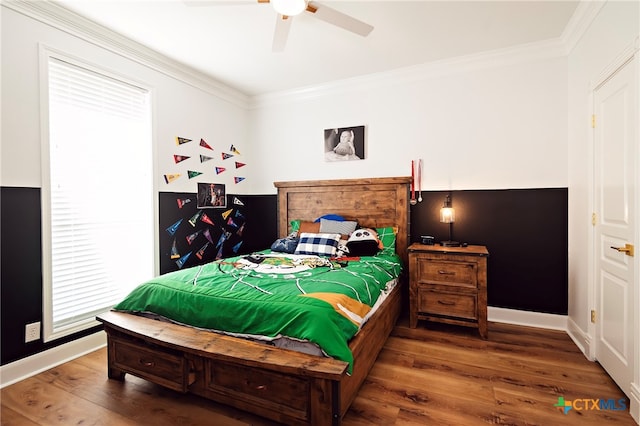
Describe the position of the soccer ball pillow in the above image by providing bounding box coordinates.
[346,228,382,256]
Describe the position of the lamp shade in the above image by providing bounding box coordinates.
[271,0,307,16]
[440,206,455,223]
[439,194,455,223]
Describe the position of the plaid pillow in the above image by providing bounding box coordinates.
[294,233,341,256]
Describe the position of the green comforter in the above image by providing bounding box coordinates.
[113,252,402,373]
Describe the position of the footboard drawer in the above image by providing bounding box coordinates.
[109,337,191,392]
[205,359,310,421]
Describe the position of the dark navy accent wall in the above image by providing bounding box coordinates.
[410,188,568,315]
[1,186,566,365]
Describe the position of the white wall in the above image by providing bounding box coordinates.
[1,5,249,195]
[248,52,569,195]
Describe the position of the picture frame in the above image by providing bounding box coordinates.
[196,182,226,208]
[324,125,365,162]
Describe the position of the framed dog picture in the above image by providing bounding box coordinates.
[324,125,365,162]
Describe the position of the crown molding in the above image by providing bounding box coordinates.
[2,0,250,109]
[250,37,568,109]
[4,0,603,111]
[560,0,607,55]
[250,0,604,109]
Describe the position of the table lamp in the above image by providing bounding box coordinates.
[440,194,460,247]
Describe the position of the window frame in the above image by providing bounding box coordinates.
[39,45,158,342]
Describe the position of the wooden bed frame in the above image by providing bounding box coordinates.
[97,176,411,425]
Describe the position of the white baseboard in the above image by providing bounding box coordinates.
[566,316,594,360]
[488,306,568,330]
[0,331,107,389]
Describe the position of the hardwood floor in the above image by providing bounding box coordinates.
[2,318,635,425]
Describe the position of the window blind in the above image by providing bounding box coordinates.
[44,56,154,340]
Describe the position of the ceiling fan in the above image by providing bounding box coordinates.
[186,0,374,52]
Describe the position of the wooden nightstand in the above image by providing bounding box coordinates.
[408,243,489,338]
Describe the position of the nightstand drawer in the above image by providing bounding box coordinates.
[418,289,477,319]
[416,259,477,288]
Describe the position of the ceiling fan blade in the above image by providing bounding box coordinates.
[307,1,373,37]
[272,14,292,52]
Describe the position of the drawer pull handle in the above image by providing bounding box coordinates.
[139,359,155,367]
[438,270,455,275]
[244,379,267,391]
[437,300,455,306]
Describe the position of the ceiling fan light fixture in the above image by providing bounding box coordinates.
[271,0,307,16]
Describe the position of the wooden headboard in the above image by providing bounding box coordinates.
[274,177,412,264]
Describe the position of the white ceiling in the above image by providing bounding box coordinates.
[54,0,580,96]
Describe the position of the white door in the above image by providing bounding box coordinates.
[594,54,637,398]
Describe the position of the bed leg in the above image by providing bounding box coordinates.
[108,365,125,381]
[332,380,341,425]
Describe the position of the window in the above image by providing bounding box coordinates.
[42,52,154,342]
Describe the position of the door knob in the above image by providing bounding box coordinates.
[610,244,634,257]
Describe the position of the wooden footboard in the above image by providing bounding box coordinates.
[97,278,401,425]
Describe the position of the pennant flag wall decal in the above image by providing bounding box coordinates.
[195,242,210,260]
[176,252,191,268]
[236,223,245,236]
[187,170,203,179]
[221,209,233,220]
[232,241,243,253]
[227,217,238,228]
[164,173,181,184]
[216,232,228,249]
[221,152,234,160]
[235,161,246,168]
[176,137,191,145]
[200,213,214,226]
[230,145,241,155]
[200,155,213,163]
[186,230,202,245]
[232,196,244,206]
[234,177,245,184]
[174,154,190,163]
[203,228,214,244]
[177,198,191,209]
[215,167,226,175]
[166,218,183,236]
[199,138,213,150]
[170,238,180,259]
[188,211,203,227]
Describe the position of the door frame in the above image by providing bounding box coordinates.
[588,36,640,422]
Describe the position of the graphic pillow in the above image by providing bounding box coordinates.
[270,232,300,254]
[294,233,341,256]
[346,228,381,256]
